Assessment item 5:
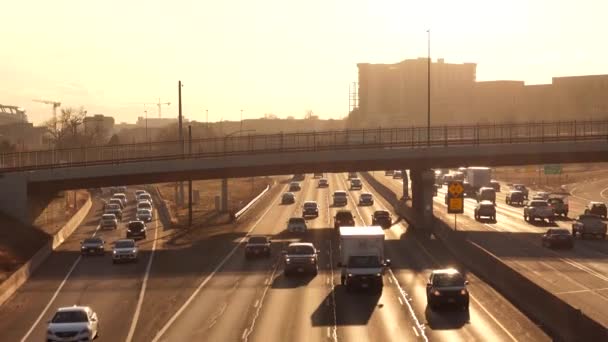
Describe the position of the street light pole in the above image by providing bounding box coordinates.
[178,80,184,206]
[427,29,431,146]
[206,109,209,129]
[240,109,243,132]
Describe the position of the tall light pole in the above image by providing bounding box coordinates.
[144,110,148,142]
[205,109,209,129]
[178,80,184,206]
[427,29,431,146]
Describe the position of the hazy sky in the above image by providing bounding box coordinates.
[2,0,607,125]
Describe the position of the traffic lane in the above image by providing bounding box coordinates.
[0,197,105,341]
[247,174,333,342]
[358,177,547,341]
[331,173,420,342]
[154,177,313,341]
[23,190,159,342]
[422,181,608,327]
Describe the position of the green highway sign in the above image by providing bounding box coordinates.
[544,164,562,175]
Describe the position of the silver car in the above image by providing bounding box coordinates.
[112,239,138,263]
[136,209,153,222]
[47,306,99,341]
[100,213,118,229]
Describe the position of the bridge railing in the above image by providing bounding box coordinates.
[1,120,607,172]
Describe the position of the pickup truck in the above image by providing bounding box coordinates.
[572,214,607,239]
[524,200,555,223]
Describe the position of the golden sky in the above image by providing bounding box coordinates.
[1,0,607,124]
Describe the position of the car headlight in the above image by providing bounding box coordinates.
[113,250,117,254]
[132,249,137,253]
[460,289,468,295]
[310,257,316,264]
[433,290,441,296]
[347,273,353,277]
[376,273,382,277]
[285,258,291,264]
[81,246,86,249]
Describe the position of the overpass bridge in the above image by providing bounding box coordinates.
[2,120,607,223]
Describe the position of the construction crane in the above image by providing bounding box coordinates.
[32,99,61,122]
[143,98,171,118]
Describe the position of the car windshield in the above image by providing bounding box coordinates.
[287,245,315,255]
[290,182,299,186]
[319,179,327,183]
[336,212,353,219]
[334,192,346,197]
[530,201,547,207]
[289,218,305,224]
[128,222,145,229]
[592,203,606,209]
[102,214,115,220]
[138,203,152,209]
[348,256,381,268]
[361,194,372,199]
[579,215,602,223]
[139,194,151,200]
[351,179,361,184]
[551,229,570,235]
[114,194,126,199]
[374,211,389,217]
[433,273,465,287]
[283,193,293,198]
[249,236,268,244]
[304,202,317,209]
[548,198,563,204]
[107,204,120,210]
[137,210,151,215]
[514,185,525,190]
[51,310,88,323]
[83,238,102,244]
[115,240,135,248]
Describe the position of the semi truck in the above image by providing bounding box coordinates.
[465,167,491,197]
[337,226,390,293]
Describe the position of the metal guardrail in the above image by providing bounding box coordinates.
[1,120,607,172]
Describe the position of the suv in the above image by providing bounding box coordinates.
[137,201,153,212]
[112,239,138,263]
[347,172,357,179]
[136,209,153,222]
[318,178,329,188]
[512,184,529,199]
[372,210,392,228]
[359,192,374,206]
[524,200,555,223]
[100,214,118,230]
[426,269,469,311]
[332,191,348,206]
[313,172,324,178]
[245,235,272,258]
[289,182,301,192]
[108,198,125,210]
[112,193,128,207]
[334,210,355,230]
[585,202,607,219]
[385,170,394,176]
[281,192,295,204]
[283,242,318,276]
[47,306,99,341]
[287,217,308,233]
[104,204,122,221]
[136,193,153,205]
[547,197,568,217]
[506,190,525,206]
[474,201,496,221]
[477,187,496,204]
[302,201,319,218]
[126,221,147,239]
[572,214,607,239]
[350,178,362,190]
[489,180,501,192]
[393,170,403,179]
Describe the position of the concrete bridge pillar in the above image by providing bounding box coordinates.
[401,169,410,200]
[221,178,228,212]
[0,173,29,224]
[410,168,434,230]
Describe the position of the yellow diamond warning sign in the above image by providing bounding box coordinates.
[447,180,464,214]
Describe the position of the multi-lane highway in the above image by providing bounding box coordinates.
[374,171,608,329]
[0,175,548,341]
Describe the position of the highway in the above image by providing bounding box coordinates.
[374,171,608,329]
[0,175,548,341]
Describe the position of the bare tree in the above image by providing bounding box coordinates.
[44,107,87,148]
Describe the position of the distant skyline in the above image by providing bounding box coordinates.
[2,0,607,125]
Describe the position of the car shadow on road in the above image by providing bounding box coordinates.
[424,306,469,330]
[271,272,315,289]
[310,285,380,327]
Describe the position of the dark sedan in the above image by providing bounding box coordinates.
[80,237,105,256]
[542,228,574,249]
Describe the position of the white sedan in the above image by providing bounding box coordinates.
[47,306,99,341]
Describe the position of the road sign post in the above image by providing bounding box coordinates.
[447,180,464,214]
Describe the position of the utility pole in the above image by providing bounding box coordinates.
[240,109,244,132]
[188,125,193,226]
[205,109,209,129]
[178,81,184,206]
[427,29,431,146]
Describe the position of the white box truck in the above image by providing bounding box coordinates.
[465,167,491,197]
[337,226,391,293]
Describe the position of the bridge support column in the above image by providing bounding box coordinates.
[221,178,228,212]
[0,173,28,224]
[410,168,434,230]
[401,169,409,200]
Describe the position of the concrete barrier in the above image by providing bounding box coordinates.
[0,195,93,307]
[235,184,271,219]
[362,172,608,341]
[147,185,176,227]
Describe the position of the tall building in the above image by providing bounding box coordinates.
[83,114,115,135]
[357,58,477,126]
[356,58,608,126]
[0,104,28,125]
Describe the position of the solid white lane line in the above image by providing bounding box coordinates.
[126,212,160,342]
[152,190,282,342]
[555,287,608,295]
[21,224,101,342]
